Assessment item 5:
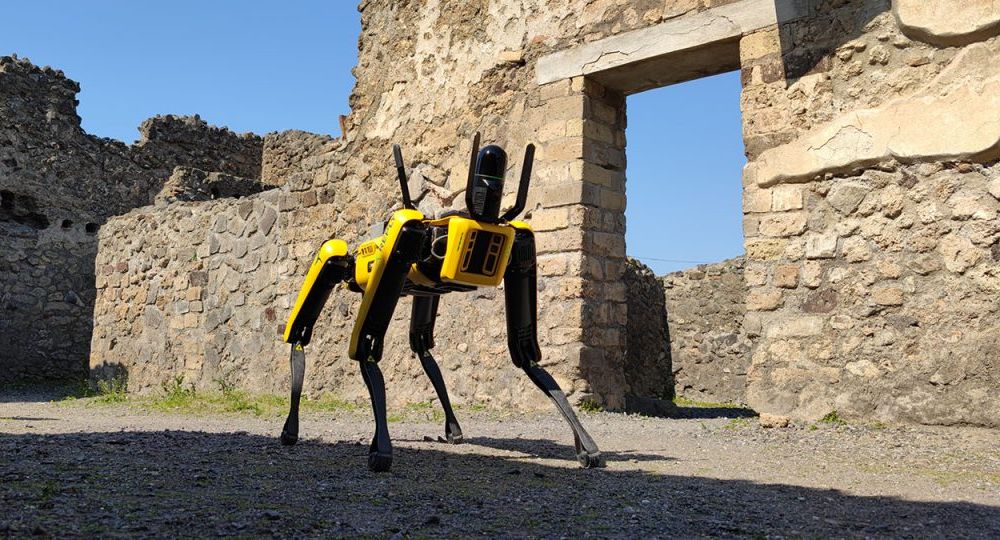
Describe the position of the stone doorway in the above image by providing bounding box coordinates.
[531,0,779,410]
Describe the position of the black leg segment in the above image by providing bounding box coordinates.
[523,363,604,468]
[360,360,393,472]
[281,342,306,446]
[503,228,604,468]
[410,295,463,443]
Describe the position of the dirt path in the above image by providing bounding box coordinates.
[1,394,998,538]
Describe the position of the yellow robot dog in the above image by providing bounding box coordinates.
[279,134,603,472]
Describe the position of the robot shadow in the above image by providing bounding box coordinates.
[456,436,672,463]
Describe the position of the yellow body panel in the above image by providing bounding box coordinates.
[349,209,423,359]
[283,239,348,343]
[353,209,424,291]
[438,217,516,287]
[508,220,532,232]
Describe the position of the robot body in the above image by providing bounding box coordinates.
[278,134,603,472]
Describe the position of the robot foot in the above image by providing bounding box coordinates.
[444,420,464,444]
[279,423,298,446]
[368,437,393,472]
[368,451,393,472]
[577,450,604,468]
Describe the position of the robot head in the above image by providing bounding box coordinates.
[466,144,507,222]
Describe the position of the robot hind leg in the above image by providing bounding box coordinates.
[280,239,353,446]
[410,295,463,444]
[503,228,604,468]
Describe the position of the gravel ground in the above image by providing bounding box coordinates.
[1,391,998,538]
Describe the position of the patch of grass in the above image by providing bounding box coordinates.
[819,410,846,426]
[673,396,743,409]
[723,417,752,430]
[462,402,488,413]
[93,376,128,404]
[578,398,604,413]
[302,394,357,413]
[220,389,263,415]
[151,375,198,411]
[404,400,445,422]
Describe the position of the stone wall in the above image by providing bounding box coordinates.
[261,130,340,187]
[88,0,729,409]
[738,0,1000,426]
[622,259,673,403]
[82,0,1000,426]
[0,55,266,382]
[663,258,749,404]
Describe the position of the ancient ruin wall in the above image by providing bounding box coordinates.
[88,0,1000,426]
[663,258,749,404]
[622,259,673,403]
[0,55,265,382]
[90,0,730,408]
[739,1,1000,425]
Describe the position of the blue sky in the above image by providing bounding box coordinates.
[2,1,744,275]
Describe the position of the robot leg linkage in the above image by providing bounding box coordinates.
[504,228,604,468]
[280,239,354,446]
[410,295,464,443]
[350,220,427,471]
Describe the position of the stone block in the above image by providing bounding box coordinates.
[873,286,904,306]
[893,0,1000,47]
[826,182,868,214]
[773,264,799,288]
[744,188,771,213]
[751,42,1000,187]
[746,238,787,261]
[746,288,783,311]
[530,207,570,232]
[771,185,803,211]
[939,234,983,273]
[740,27,781,63]
[766,316,824,338]
[805,233,838,259]
[759,212,807,237]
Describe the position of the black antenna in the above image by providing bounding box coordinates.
[501,143,534,222]
[464,132,481,212]
[393,144,414,209]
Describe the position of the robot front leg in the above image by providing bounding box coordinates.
[350,220,426,471]
[410,295,463,443]
[503,228,604,468]
[359,358,392,472]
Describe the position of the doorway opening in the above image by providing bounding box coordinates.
[623,70,750,408]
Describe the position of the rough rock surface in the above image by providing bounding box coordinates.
[622,258,673,403]
[750,41,1000,187]
[893,0,1000,46]
[0,56,265,382]
[663,258,749,404]
[153,166,273,206]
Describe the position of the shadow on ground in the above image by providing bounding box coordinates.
[670,405,758,420]
[2,430,997,538]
